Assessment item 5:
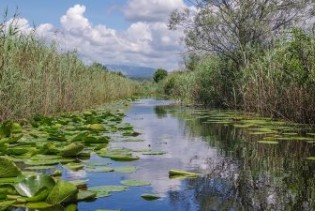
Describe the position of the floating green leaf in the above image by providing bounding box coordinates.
[69,180,88,189]
[26,165,57,170]
[77,190,96,201]
[89,185,128,198]
[0,200,15,210]
[169,170,200,178]
[86,167,114,173]
[141,193,161,200]
[46,180,78,205]
[142,150,167,155]
[60,143,84,157]
[15,175,55,197]
[114,166,137,174]
[0,156,21,178]
[25,202,53,209]
[64,163,84,171]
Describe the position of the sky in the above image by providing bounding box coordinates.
[1,0,191,70]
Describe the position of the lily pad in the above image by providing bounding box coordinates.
[0,177,18,184]
[169,170,200,178]
[0,157,21,178]
[60,143,84,157]
[25,202,53,209]
[26,165,57,170]
[141,193,161,200]
[89,185,128,198]
[142,150,167,155]
[98,152,139,161]
[86,167,114,173]
[64,163,84,171]
[69,180,88,189]
[120,179,150,187]
[86,124,106,131]
[0,200,15,210]
[15,175,55,197]
[46,180,78,205]
[25,158,74,166]
[114,166,137,174]
[77,190,96,201]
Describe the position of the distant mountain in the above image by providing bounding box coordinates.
[107,64,156,80]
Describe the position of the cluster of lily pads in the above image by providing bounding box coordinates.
[200,110,315,148]
[0,106,166,210]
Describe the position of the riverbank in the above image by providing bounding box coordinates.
[159,29,315,124]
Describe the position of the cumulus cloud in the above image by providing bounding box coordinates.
[11,3,186,70]
[123,0,185,23]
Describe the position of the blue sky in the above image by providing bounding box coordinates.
[3,0,128,29]
[1,0,190,70]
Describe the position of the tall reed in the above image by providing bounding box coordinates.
[0,19,139,121]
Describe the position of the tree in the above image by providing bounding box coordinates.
[169,0,312,68]
[153,68,168,83]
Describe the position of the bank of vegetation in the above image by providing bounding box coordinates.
[161,0,315,124]
[0,16,139,122]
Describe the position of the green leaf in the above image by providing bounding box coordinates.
[26,165,57,170]
[114,166,137,174]
[120,179,150,187]
[25,202,54,209]
[0,177,18,184]
[64,163,84,171]
[142,150,167,155]
[60,143,84,157]
[15,175,55,197]
[0,200,15,210]
[86,124,106,131]
[65,204,77,211]
[169,170,200,178]
[77,190,96,201]
[46,180,78,205]
[89,185,128,198]
[0,156,21,178]
[85,167,114,173]
[141,193,161,200]
[24,187,50,202]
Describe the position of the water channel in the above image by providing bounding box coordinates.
[73,99,315,211]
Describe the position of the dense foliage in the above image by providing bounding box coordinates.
[164,0,315,123]
[153,68,168,83]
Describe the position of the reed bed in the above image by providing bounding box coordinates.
[0,24,139,121]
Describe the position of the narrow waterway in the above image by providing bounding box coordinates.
[76,99,315,211]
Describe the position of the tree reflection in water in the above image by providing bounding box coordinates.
[166,106,315,211]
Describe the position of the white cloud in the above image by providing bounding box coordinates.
[10,3,187,70]
[124,0,185,23]
[60,4,90,30]
[5,18,33,34]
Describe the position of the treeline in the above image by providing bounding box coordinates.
[0,17,139,121]
[161,0,315,123]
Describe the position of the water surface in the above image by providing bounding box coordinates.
[76,99,315,211]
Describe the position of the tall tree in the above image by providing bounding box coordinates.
[169,0,313,68]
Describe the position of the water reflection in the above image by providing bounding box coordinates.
[154,106,168,119]
[78,99,315,211]
[168,105,315,211]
